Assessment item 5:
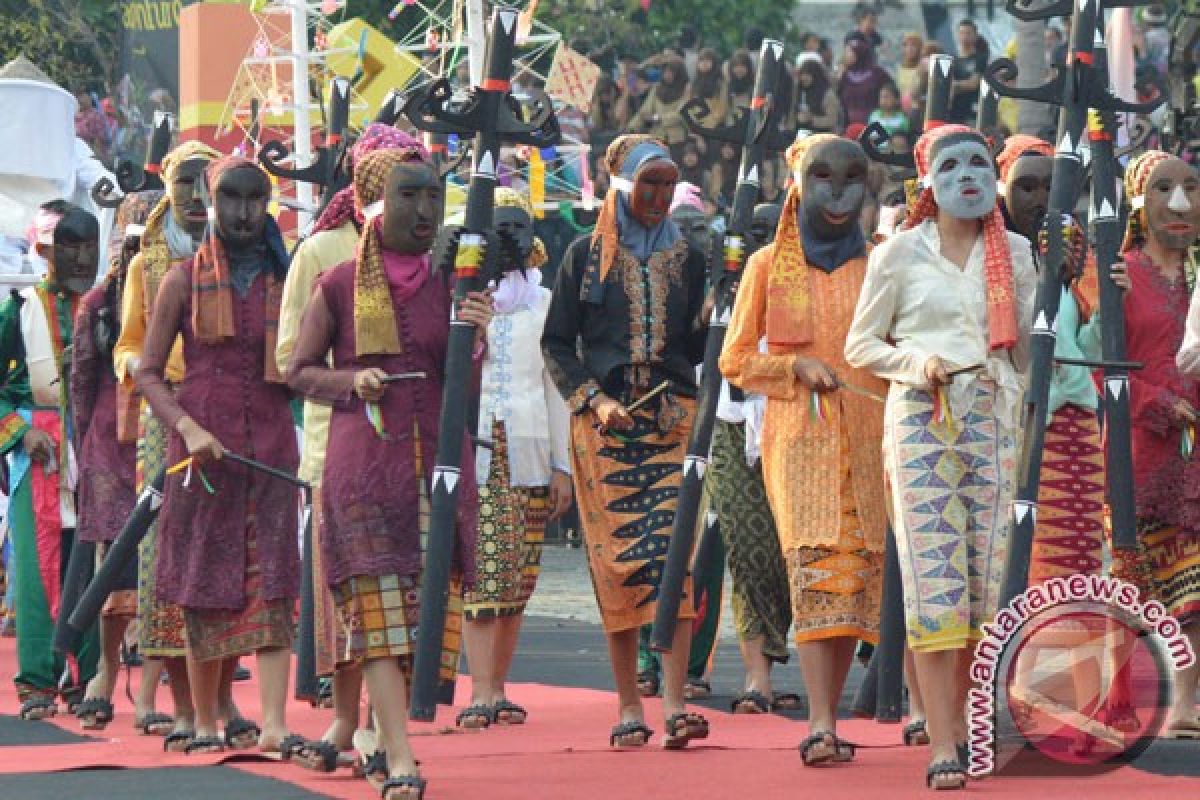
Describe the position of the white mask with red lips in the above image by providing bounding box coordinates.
[929,139,997,220]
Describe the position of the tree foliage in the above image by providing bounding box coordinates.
[0,0,121,91]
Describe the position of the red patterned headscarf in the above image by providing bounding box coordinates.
[312,124,429,234]
[1121,149,1174,254]
[996,134,1054,185]
[905,124,1018,352]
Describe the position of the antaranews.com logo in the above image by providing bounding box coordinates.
[968,574,1195,777]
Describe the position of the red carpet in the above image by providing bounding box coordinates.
[0,636,1196,799]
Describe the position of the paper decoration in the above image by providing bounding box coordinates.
[516,0,540,44]
[320,0,341,14]
[545,46,601,113]
[580,145,595,211]
[529,148,546,218]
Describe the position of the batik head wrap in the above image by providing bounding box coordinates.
[191,155,289,381]
[494,187,548,269]
[762,133,855,345]
[905,123,1018,351]
[1121,149,1174,254]
[591,134,675,282]
[312,124,429,235]
[352,147,434,356]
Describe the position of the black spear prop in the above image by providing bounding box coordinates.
[399,6,560,721]
[977,74,1000,134]
[260,77,353,219]
[985,0,1164,607]
[648,38,792,653]
[375,89,405,126]
[66,456,310,637]
[851,51,956,723]
[115,111,174,194]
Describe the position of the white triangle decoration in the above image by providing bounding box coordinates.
[937,56,952,77]
[1094,197,1116,220]
[684,456,708,479]
[334,78,350,98]
[716,307,732,326]
[1032,310,1056,334]
[476,151,496,177]
[1106,377,1127,400]
[980,80,992,99]
[1057,132,1076,156]
[1013,501,1036,526]
[433,467,460,494]
[705,511,718,529]
[143,486,164,512]
[498,10,517,34]
[745,165,759,185]
[768,41,784,62]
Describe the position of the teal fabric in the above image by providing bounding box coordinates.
[1047,287,1103,418]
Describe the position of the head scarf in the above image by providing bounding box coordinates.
[591,134,681,282]
[27,206,63,248]
[1121,149,1174,254]
[191,155,289,381]
[764,133,866,345]
[162,140,223,185]
[106,189,163,279]
[670,182,705,214]
[352,147,434,356]
[905,124,1018,351]
[844,33,878,84]
[492,187,548,314]
[312,124,429,235]
[996,134,1054,187]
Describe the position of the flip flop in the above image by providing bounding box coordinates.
[609,720,654,748]
[926,758,966,790]
[731,690,770,714]
[903,719,931,746]
[799,731,839,766]
[136,712,175,736]
[19,695,57,721]
[455,704,494,729]
[683,679,711,700]
[770,692,804,712]
[491,699,527,725]
[74,697,114,730]
[185,735,226,755]
[163,729,195,752]
[381,774,426,800]
[663,712,708,750]
[223,717,261,749]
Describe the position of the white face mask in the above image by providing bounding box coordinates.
[929,139,997,220]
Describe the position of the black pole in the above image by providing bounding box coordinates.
[1089,14,1138,552]
[294,502,319,703]
[650,38,786,653]
[924,54,955,132]
[52,536,95,655]
[873,526,905,722]
[402,7,560,721]
[68,469,166,635]
[976,75,999,133]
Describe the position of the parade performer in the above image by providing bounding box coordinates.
[1,201,101,719]
[134,156,298,754]
[458,188,572,728]
[710,199,798,715]
[275,123,428,772]
[845,124,1037,788]
[287,147,492,800]
[720,134,887,759]
[70,190,160,730]
[114,141,256,748]
[1120,150,1200,739]
[542,134,710,750]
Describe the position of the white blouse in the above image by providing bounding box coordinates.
[844,218,1038,425]
[476,287,571,487]
[1176,286,1200,377]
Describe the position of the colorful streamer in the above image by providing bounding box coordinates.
[529,148,545,218]
[932,385,956,435]
[1182,423,1195,461]
[365,402,388,440]
[166,456,216,495]
[809,390,831,423]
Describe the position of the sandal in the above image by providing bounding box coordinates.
[278,733,308,760]
[663,712,708,750]
[136,712,175,736]
[926,759,967,790]
[683,679,711,700]
[609,720,654,748]
[492,699,527,725]
[61,685,85,715]
[75,697,114,730]
[185,735,226,755]
[293,739,347,773]
[381,774,426,800]
[636,670,659,697]
[834,736,856,763]
[455,704,494,729]
[223,717,261,749]
[19,695,57,721]
[771,692,804,712]
[731,690,770,714]
[164,729,195,752]
[903,719,931,746]
[362,751,389,790]
[798,731,839,766]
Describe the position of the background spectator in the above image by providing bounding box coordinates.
[948,18,988,125]
[726,49,756,111]
[795,56,842,133]
[627,52,692,154]
[838,32,891,127]
[895,33,924,112]
[868,82,910,136]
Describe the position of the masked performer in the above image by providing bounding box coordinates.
[288,147,492,800]
[845,124,1037,789]
[542,134,710,750]
[113,141,254,747]
[710,200,800,715]
[720,134,887,761]
[69,191,161,730]
[1121,151,1200,739]
[636,186,722,701]
[1,201,101,719]
[276,124,428,771]
[134,156,298,755]
[456,188,572,728]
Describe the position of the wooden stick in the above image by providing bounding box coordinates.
[626,380,671,413]
[837,380,886,403]
[381,371,428,384]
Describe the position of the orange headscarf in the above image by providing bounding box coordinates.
[905,124,1018,351]
[996,134,1054,185]
[591,134,670,283]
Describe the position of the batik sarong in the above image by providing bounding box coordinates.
[1031,404,1105,582]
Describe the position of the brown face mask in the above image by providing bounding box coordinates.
[800,138,868,241]
[628,160,680,228]
[1004,154,1053,241]
[1144,158,1200,252]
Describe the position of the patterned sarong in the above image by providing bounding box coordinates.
[884,382,1016,653]
[1112,520,1200,624]
[136,408,186,657]
[1031,404,1105,582]
[570,398,697,634]
[710,419,791,661]
[464,423,550,620]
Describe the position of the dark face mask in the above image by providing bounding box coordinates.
[380,163,441,255]
[670,208,711,254]
[748,203,782,251]
[169,158,212,240]
[1004,155,1052,240]
[629,161,680,228]
[801,139,868,241]
[213,167,270,250]
[494,205,534,269]
[46,208,100,295]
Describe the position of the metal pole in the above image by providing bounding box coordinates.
[289,0,315,232]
